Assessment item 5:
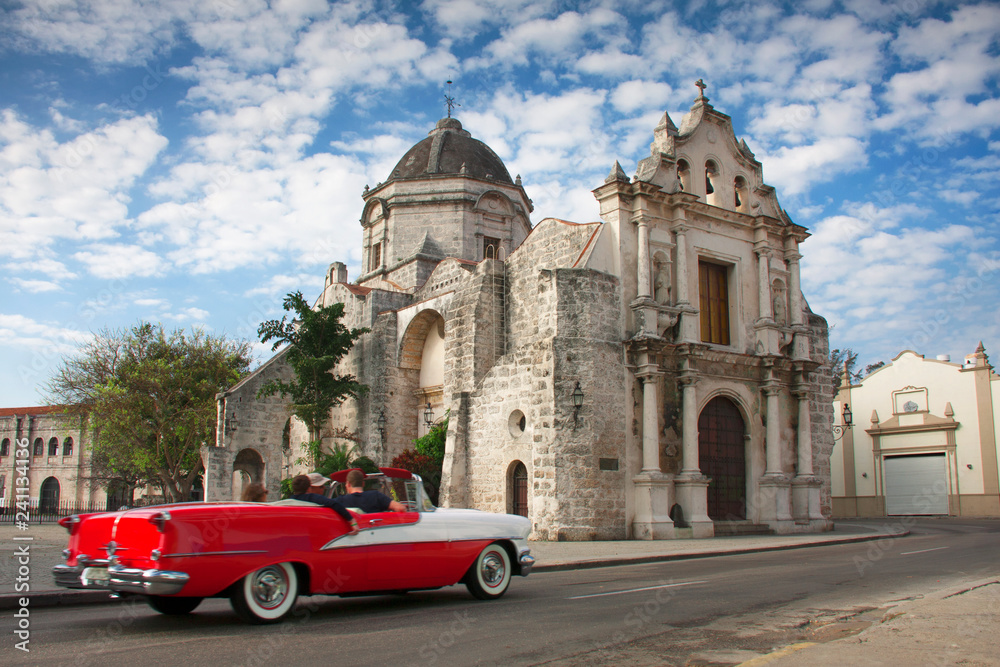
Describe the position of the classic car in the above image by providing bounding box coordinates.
[53,468,534,623]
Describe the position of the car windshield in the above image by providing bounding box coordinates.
[331,473,435,512]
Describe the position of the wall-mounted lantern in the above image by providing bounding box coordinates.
[423,402,434,428]
[572,382,584,425]
[224,412,239,435]
[832,403,853,441]
[377,410,387,442]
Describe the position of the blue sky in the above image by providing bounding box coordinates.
[1,0,998,407]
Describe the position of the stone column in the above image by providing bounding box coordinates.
[791,386,825,523]
[640,372,661,473]
[756,248,773,322]
[787,249,803,326]
[764,385,782,475]
[673,370,713,537]
[795,390,812,477]
[759,383,793,527]
[674,224,690,306]
[679,373,700,475]
[632,367,675,539]
[636,215,652,299]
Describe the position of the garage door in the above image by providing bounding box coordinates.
[884,454,949,515]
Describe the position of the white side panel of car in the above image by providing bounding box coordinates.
[321,508,530,551]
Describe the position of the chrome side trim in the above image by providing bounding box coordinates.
[158,549,267,558]
[108,566,190,595]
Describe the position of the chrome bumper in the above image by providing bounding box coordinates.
[53,563,189,595]
[518,550,535,576]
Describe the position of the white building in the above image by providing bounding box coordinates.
[832,344,1000,517]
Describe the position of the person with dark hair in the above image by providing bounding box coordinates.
[290,473,359,534]
[334,469,407,514]
[241,482,268,502]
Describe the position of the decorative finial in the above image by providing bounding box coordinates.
[695,79,707,99]
[444,80,460,118]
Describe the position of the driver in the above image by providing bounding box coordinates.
[333,469,407,513]
[290,473,359,534]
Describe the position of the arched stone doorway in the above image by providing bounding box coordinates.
[399,309,446,442]
[698,396,747,521]
[40,477,60,514]
[233,448,264,500]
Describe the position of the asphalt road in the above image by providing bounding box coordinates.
[14,519,1000,666]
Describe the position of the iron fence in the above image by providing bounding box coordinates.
[0,499,167,525]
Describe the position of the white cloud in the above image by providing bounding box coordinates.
[9,278,61,293]
[611,80,674,114]
[0,112,168,261]
[73,244,167,279]
[758,136,868,195]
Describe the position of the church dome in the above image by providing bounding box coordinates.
[387,118,513,185]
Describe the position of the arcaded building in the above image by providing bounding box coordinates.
[206,85,836,540]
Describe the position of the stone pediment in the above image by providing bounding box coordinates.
[867,411,958,434]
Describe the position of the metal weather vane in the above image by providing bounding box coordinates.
[444,80,460,118]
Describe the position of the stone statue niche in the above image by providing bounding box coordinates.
[653,254,672,305]
[771,279,787,326]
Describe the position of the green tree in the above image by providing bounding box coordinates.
[47,323,252,502]
[257,291,369,442]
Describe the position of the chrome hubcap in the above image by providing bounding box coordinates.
[481,552,505,587]
[251,566,287,609]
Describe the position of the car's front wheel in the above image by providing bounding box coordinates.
[464,543,511,600]
[146,595,203,615]
[230,562,298,624]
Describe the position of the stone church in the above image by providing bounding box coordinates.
[204,84,836,540]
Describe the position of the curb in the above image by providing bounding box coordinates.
[2,531,907,611]
[531,531,909,573]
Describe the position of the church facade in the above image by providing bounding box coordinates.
[205,86,836,540]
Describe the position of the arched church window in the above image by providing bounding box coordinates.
[483,236,501,261]
[63,437,74,456]
[1,438,9,456]
[33,438,43,456]
[677,159,690,191]
[48,437,59,456]
[370,241,382,271]
[705,160,717,194]
[734,175,748,210]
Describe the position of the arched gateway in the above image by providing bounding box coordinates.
[698,397,747,520]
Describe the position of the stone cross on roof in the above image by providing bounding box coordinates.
[695,78,707,98]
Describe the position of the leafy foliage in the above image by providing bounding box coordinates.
[392,416,449,505]
[413,415,448,462]
[830,348,884,393]
[390,449,441,505]
[257,291,369,442]
[47,323,252,502]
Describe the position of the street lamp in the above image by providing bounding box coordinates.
[832,403,853,441]
[377,410,386,441]
[423,402,434,428]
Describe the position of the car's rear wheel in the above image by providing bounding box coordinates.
[464,542,511,600]
[230,562,298,624]
[146,595,203,615]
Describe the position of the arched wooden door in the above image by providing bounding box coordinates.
[698,397,746,520]
[510,462,528,517]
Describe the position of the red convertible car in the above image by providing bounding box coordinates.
[53,468,534,623]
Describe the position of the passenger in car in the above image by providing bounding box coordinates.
[334,469,407,514]
[241,482,268,502]
[290,474,359,534]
